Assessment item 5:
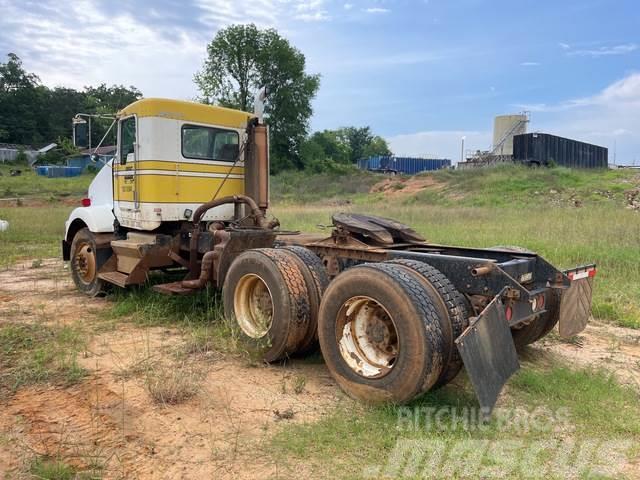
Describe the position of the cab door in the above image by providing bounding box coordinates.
[116,115,138,209]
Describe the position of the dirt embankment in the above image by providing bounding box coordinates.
[371,175,445,199]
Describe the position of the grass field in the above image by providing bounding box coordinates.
[1,165,639,327]
[1,164,640,478]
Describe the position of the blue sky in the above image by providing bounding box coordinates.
[1,0,639,163]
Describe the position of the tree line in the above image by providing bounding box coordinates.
[0,53,141,154]
[0,24,391,172]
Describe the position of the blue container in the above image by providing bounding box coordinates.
[358,156,451,174]
[64,167,83,177]
[36,166,48,176]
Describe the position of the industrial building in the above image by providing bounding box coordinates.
[459,113,608,169]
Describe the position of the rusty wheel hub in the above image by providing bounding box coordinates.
[336,296,399,378]
[234,273,274,339]
[74,242,96,284]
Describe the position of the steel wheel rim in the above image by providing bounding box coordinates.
[74,242,96,284]
[234,273,274,339]
[336,296,399,378]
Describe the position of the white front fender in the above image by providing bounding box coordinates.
[64,205,116,240]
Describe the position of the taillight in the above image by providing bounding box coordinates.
[81,198,91,207]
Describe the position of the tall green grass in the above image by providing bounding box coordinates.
[273,203,640,328]
[0,206,73,268]
[424,164,638,207]
[0,165,93,199]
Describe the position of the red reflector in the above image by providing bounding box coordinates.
[588,268,597,278]
[505,305,513,322]
[81,198,91,207]
[537,294,545,310]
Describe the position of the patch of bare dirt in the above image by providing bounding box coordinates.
[371,175,446,199]
[0,259,342,479]
[537,320,640,390]
[0,259,108,327]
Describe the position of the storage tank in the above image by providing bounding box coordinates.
[493,114,528,156]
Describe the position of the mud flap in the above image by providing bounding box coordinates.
[559,276,594,338]
[455,295,520,415]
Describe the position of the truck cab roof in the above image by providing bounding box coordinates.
[118,98,255,129]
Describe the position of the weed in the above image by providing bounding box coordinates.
[144,361,203,405]
[29,456,76,480]
[0,322,86,395]
[293,375,306,394]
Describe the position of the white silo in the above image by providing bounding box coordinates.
[493,114,529,156]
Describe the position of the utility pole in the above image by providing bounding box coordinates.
[461,136,466,164]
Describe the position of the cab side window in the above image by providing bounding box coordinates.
[120,117,136,163]
[182,125,239,162]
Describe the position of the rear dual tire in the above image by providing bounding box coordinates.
[317,263,451,404]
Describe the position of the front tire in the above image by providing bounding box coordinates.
[318,263,446,404]
[70,228,107,297]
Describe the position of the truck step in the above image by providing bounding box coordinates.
[152,281,198,296]
[97,271,131,288]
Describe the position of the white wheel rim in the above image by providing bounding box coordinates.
[234,274,274,338]
[336,296,399,378]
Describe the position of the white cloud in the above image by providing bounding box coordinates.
[520,62,541,67]
[365,7,390,13]
[295,11,331,21]
[0,0,205,99]
[344,2,353,9]
[515,73,640,164]
[562,43,638,57]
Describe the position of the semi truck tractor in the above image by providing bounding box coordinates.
[63,92,596,413]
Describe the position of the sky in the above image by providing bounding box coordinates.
[0,0,639,164]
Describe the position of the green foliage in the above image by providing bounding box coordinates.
[29,457,76,480]
[194,24,320,172]
[299,126,392,172]
[38,148,66,165]
[0,53,141,148]
[14,147,28,164]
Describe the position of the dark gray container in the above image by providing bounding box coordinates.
[513,133,608,168]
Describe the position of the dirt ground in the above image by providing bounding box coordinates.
[1,259,639,479]
[0,260,341,479]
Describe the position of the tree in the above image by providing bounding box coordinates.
[0,53,142,148]
[195,24,320,172]
[363,135,392,159]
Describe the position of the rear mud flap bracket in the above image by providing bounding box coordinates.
[455,295,520,416]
